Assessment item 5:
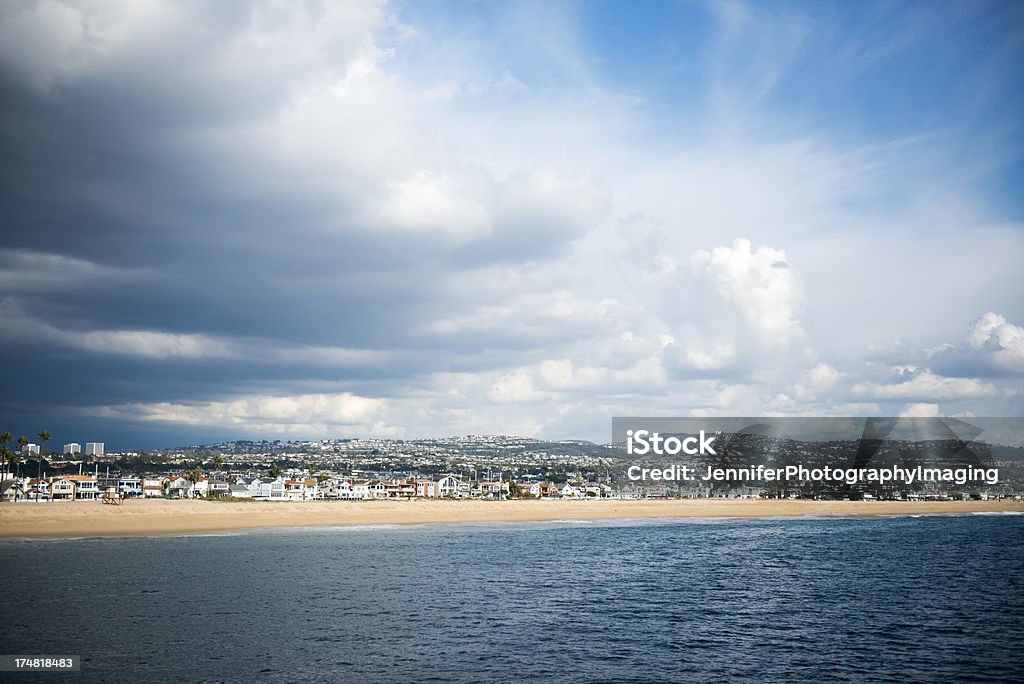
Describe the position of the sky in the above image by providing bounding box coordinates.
[1,0,1022,449]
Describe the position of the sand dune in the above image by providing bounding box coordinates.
[1,498,1022,538]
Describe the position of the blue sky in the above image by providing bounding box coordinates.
[0,0,1022,449]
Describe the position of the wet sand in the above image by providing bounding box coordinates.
[1,498,1022,538]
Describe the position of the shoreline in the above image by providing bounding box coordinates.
[1,498,1023,539]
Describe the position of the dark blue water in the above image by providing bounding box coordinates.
[1,514,1022,682]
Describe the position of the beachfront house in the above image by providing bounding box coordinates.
[580,484,612,498]
[25,478,50,500]
[142,478,165,498]
[320,477,348,499]
[474,481,510,499]
[709,486,762,499]
[0,480,26,502]
[522,481,560,498]
[49,477,77,500]
[415,478,437,498]
[284,478,320,501]
[559,484,582,498]
[227,483,252,499]
[321,478,368,500]
[118,477,143,497]
[67,475,99,500]
[435,474,464,498]
[679,485,712,498]
[207,480,231,497]
[247,478,287,500]
[166,476,209,499]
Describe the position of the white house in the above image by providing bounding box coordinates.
[321,478,368,500]
[435,474,465,498]
[166,476,208,499]
[350,481,370,499]
[320,478,348,499]
[227,483,253,499]
[118,477,143,497]
[67,475,99,500]
[415,479,437,498]
[142,478,165,498]
[560,484,582,498]
[475,481,510,498]
[248,478,287,500]
[284,478,319,501]
[207,480,231,497]
[49,477,76,500]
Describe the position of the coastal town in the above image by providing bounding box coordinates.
[2,432,1023,504]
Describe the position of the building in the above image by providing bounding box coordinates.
[245,478,287,500]
[142,478,164,498]
[118,477,143,497]
[50,477,77,500]
[475,481,510,498]
[85,443,104,457]
[321,478,366,499]
[25,478,49,499]
[166,476,208,499]
[559,484,581,498]
[227,483,253,499]
[284,479,320,500]
[67,475,99,500]
[22,444,39,455]
[435,474,465,498]
[525,482,561,498]
[208,480,231,497]
[63,443,81,455]
[415,478,437,498]
[350,481,370,499]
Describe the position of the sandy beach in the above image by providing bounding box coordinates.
[0,498,1020,538]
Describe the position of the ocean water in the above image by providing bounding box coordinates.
[1,514,1022,682]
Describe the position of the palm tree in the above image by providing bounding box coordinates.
[16,436,28,488]
[37,431,51,500]
[185,465,204,498]
[212,454,224,472]
[0,447,10,498]
[0,433,10,482]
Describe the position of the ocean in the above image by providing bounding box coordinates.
[1,514,1022,682]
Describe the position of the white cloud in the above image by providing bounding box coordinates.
[965,312,1024,370]
[691,238,804,350]
[372,172,492,239]
[495,169,611,243]
[683,343,737,371]
[790,362,841,401]
[422,289,622,338]
[898,403,942,418]
[75,330,232,359]
[0,249,143,292]
[852,368,999,401]
[94,391,390,436]
[0,300,233,360]
[489,370,546,404]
